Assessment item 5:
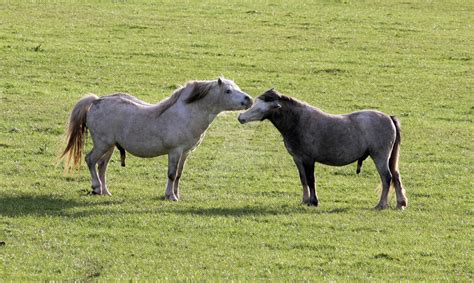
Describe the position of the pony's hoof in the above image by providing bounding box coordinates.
[90,187,112,196]
[307,200,319,207]
[165,194,179,201]
[374,204,389,210]
[90,187,101,195]
[396,201,407,210]
[300,199,311,205]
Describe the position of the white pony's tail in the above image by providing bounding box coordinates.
[59,94,99,172]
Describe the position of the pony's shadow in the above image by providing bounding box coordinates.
[0,193,351,218]
[0,194,123,217]
[168,205,350,217]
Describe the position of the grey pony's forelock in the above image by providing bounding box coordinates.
[258,88,298,104]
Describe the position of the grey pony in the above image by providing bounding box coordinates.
[238,89,407,210]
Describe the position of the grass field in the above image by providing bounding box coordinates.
[1,0,473,281]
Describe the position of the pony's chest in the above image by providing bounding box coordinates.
[283,135,304,156]
[179,130,207,151]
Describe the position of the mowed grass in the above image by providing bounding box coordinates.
[0,0,472,280]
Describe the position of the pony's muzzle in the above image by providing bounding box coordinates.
[241,96,252,109]
[238,114,247,124]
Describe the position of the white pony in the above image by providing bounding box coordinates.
[60,77,252,200]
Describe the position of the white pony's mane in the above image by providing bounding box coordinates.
[107,79,224,118]
[154,79,220,116]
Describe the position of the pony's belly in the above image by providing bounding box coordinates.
[317,158,358,167]
[117,140,169,158]
[314,151,364,167]
[127,149,167,158]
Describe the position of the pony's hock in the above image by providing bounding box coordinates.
[239,89,408,210]
[60,77,252,200]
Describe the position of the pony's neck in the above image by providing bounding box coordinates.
[184,89,222,116]
[268,101,303,135]
[174,97,220,133]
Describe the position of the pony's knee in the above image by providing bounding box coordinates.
[85,153,93,167]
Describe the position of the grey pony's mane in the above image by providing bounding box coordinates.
[259,88,311,108]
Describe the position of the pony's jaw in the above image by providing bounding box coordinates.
[226,91,252,111]
[238,99,274,123]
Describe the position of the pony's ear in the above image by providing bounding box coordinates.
[218,77,223,86]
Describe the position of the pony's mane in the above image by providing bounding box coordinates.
[259,89,301,105]
[184,80,217,103]
[153,80,217,117]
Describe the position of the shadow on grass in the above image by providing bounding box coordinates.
[0,193,351,218]
[0,193,123,217]
[167,205,350,217]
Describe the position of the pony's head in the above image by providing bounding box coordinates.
[238,88,282,123]
[215,77,252,111]
[186,77,252,112]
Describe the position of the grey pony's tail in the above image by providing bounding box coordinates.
[59,94,99,172]
[389,116,402,174]
[389,116,408,208]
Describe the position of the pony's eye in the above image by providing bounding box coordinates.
[225,89,231,94]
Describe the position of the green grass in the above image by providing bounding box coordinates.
[1,0,473,280]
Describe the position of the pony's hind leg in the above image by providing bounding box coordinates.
[373,158,392,210]
[86,145,112,195]
[392,171,408,209]
[97,148,114,196]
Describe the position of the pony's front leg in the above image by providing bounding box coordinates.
[173,152,189,200]
[164,151,181,201]
[304,162,318,206]
[293,158,310,204]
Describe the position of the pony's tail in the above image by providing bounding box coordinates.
[59,94,99,172]
[389,116,408,208]
[389,116,401,174]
